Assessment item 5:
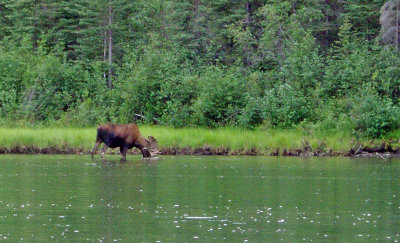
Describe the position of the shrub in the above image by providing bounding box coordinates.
[0,48,29,117]
[372,47,400,104]
[312,98,355,133]
[162,101,193,128]
[262,84,314,127]
[116,47,196,124]
[350,91,400,138]
[239,96,264,129]
[192,66,246,127]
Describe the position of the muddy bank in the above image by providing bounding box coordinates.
[0,145,400,159]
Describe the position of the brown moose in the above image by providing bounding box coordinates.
[91,123,159,159]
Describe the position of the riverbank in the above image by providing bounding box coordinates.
[0,126,399,158]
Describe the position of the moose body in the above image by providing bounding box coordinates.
[91,123,158,159]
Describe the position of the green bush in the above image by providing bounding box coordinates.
[19,57,102,122]
[0,48,29,117]
[162,101,193,128]
[0,44,105,124]
[321,29,377,99]
[192,66,246,127]
[239,96,264,129]
[350,91,400,138]
[262,84,314,127]
[312,98,354,133]
[372,48,400,104]
[116,47,196,124]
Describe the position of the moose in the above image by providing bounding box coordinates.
[91,123,159,159]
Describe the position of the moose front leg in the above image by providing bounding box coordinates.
[101,145,109,159]
[91,141,101,159]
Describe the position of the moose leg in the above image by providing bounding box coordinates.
[120,146,128,161]
[101,145,109,159]
[91,141,101,158]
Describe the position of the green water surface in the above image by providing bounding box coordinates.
[0,155,399,242]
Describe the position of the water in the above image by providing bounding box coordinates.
[0,155,399,242]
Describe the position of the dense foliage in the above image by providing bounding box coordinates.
[1,0,400,138]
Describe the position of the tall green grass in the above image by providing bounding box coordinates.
[0,128,95,149]
[0,126,371,153]
[140,126,360,152]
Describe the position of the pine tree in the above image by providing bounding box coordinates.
[342,0,384,40]
[5,0,59,49]
[0,2,11,40]
[65,0,137,87]
[51,0,82,59]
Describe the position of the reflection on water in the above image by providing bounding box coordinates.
[0,155,399,241]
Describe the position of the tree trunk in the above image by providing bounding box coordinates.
[397,0,399,50]
[103,30,107,81]
[32,0,39,51]
[192,0,200,43]
[245,0,251,26]
[108,0,113,88]
[193,0,199,12]
[244,0,251,66]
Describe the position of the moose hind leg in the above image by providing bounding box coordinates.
[120,146,128,161]
[91,141,101,159]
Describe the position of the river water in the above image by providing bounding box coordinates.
[0,155,399,242]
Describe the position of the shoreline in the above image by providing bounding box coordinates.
[1,126,399,159]
[0,145,398,159]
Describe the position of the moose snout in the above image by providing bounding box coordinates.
[142,148,151,158]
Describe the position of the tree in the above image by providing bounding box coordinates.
[0,2,11,40]
[70,0,138,87]
[51,0,82,59]
[6,0,65,50]
[343,0,385,40]
[107,0,113,88]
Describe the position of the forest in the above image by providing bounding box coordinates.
[1,0,400,139]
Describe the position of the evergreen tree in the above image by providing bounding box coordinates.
[343,0,385,40]
[65,0,138,87]
[5,0,59,49]
[51,0,82,59]
[0,2,11,40]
